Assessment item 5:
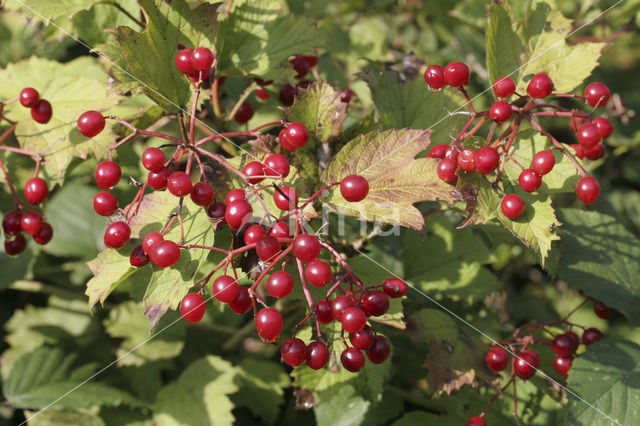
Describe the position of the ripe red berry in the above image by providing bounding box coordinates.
[274,186,298,210]
[190,182,214,206]
[31,99,52,124]
[486,347,509,372]
[281,338,307,367]
[302,55,319,68]
[361,291,389,317]
[443,62,469,87]
[225,200,252,230]
[501,194,525,219]
[527,73,554,98]
[19,87,39,107]
[514,352,537,380]
[243,161,265,185]
[255,88,270,100]
[24,177,48,204]
[293,234,321,263]
[593,117,613,139]
[306,341,329,370]
[305,260,333,287]
[332,295,355,321]
[234,101,254,124]
[228,286,252,314]
[5,233,27,256]
[316,299,333,324]
[3,211,23,234]
[207,202,226,220]
[584,144,605,161]
[279,83,296,106]
[95,161,122,190]
[467,416,487,426]
[427,144,448,159]
[553,355,573,377]
[130,244,149,267]
[523,349,541,369]
[284,122,309,149]
[256,307,283,341]
[576,176,600,205]
[341,307,367,333]
[104,221,130,249]
[179,293,206,323]
[264,154,290,178]
[566,331,580,351]
[167,171,192,197]
[175,48,196,74]
[594,301,615,319]
[444,146,459,163]
[582,327,604,346]
[191,47,214,71]
[226,188,246,204]
[490,100,512,123]
[341,348,365,372]
[584,82,610,108]
[147,167,171,190]
[457,149,476,172]
[256,235,281,262]
[475,146,500,174]
[383,278,409,298]
[141,147,166,172]
[77,110,105,137]
[437,158,458,182]
[212,275,239,303]
[269,221,290,238]
[577,123,602,149]
[532,150,556,175]
[349,325,375,350]
[366,335,391,364]
[570,144,585,160]
[340,174,369,202]
[519,169,542,193]
[290,56,310,79]
[278,128,296,152]
[340,89,355,103]
[424,65,446,90]
[20,211,42,236]
[267,270,294,298]
[93,191,118,216]
[493,76,516,98]
[243,224,265,245]
[150,240,181,268]
[142,232,163,255]
[552,334,575,356]
[33,222,53,245]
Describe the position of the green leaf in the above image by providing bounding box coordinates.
[153,356,237,426]
[486,2,524,86]
[566,338,640,425]
[2,347,139,409]
[109,0,219,111]
[25,408,106,426]
[104,301,186,367]
[322,129,460,230]
[216,0,325,80]
[85,246,141,309]
[0,57,122,181]
[557,209,640,325]
[13,0,102,19]
[232,359,289,425]
[314,385,370,426]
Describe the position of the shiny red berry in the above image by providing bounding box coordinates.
[225,188,246,204]
[281,338,307,367]
[532,150,555,175]
[457,149,476,172]
[142,232,163,254]
[95,161,122,190]
[2,211,22,234]
[264,154,290,178]
[427,144,448,159]
[527,73,554,98]
[584,144,605,161]
[293,233,321,262]
[284,122,309,148]
[383,278,409,298]
[243,161,265,185]
[443,62,469,87]
[340,89,355,103]
[243,224,265,245]
[316,299,333,324]
[341,307,367,333]
[93,191,118,216]
[582,327,604,345]
[279,83,296,106]
[213,275,239,303]
[5,233,27,255]
[256,235,281,262]
[20,211,42,236]
[305,260,333,287]
[486,347,509,372]
[366,335,391,364]
[142,147,166,172]
[175,48,196,74]
[256,307,283,341]
[267,271,294,298]
[268,221,290,238]
[593,117,613,139]
[349,325,375,350]
[584,82,610,108]
[228,287,252,314]
[331,295,355,321]
[77,110,105,137]
[33,222,53,245]
[147,167,171,190]
[361,291,389,317]
[104,221,130,249]
[24,177,48,204]
[341,348,365,372]
[577,123,602,149]
[490,100,512,123]
[19,87,39,107]
[150,240,181,268]
[31,99,52,124]
[552,334,575,356]
[167,171,192,197]
[274,186,298,210]
[190,182,214,206]
[501,194,525,219]
[234,101,254,124]
[475,146,500,174]
[424,65,446,89]
[553,355,573,377]
[467,416,486,426]
[576,176,600,205]
[437,158,457,182]
[340,174,369,202]
[594,301,615,319]
[306,341,329,369]
[191,47,214,71]
[519,169,542,193]
[225,200,252,230]
[514,352,537,380]
[179,293,206,323]
[130,244,149,267]
[207,202,226,220]
[493,76,515,98]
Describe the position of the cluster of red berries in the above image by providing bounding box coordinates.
[175,45,214,83]
[18,87,53,124]
[424,61,612,220]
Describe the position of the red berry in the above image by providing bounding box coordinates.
[77,110,105,137]
[24,177,48,204]
[437,158,457,182]
[340,89,355,103]
[225,200,252,230]
[523,349,541,368]
[445,146,459,163]
[305,260,333,287]
[19,87,39,107]
[279,83,296,106]
[264,154,290,178]
[256,307,283,341]
[150,240,180,268]
[532,150,556,175]
[4,233,27,255]
[340,174,369,202]
[255,88,270,100]
[490,100,512,123]
[167,171,192,197]
[20,211,42,236]
[290,56,310,79]
[234,101,254,124]
[2,211,22,234]
[349,325,375,350]
[593,117,613,139]
[514,352,537,380]
[443,62,469,87]
[269,221,290,238]
[582,327,604,346]
[527,73,554,98]
[274,186,298,210]
[486,347,509,372]
[104,221,130,249]
[207,202,226,220]
[142,147,166,172]
[130,244,149,267]
[584,82,610,108]
[225,188,246,204]
[212,275,239,303]
[341,307,367,333]
[332,295,355,321]
[278,128,296,151]
[519,169,542,193]
[570,144,585,160]
[256,236,281,262]
[267,271,294,298]
[361,291,389,317]
[576,176,600,205]
[284,122,309,148]
[577,123,602,149]
[383,278,409,298]
[552,334,575,356]
[243,224,265,245]
[281,338,307,367]
[467,416,487,426]
[366,335,391,364]
[553,355,573,377]
[427,144,448,159]
[175,48,196,74]
[493,76,516,98]
[93,191,118,216]
[179,293,206,323]
[306,341,329,369]
[457,149,476,172]
[302,55,318,67]
[501,194,525,219]
[243,161,264,185]
[341,348,365,372]
[316,299,333,324]
[594,301,615,319]
[95,161,122,190]
[142,232,163,254]
[33,222,53,245]
[293,234,321,262]
[566,331,580,351]
[147,167,171,190]
[584,144,605,161]
[31,99,52,124]
[475,146,500,174]
[424,65,446,89]
[190,182,214,206]
[228,286,252,314]
[191,47,214,71]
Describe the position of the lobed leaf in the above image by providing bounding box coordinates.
[486,2,523,86]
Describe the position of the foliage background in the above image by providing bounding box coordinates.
[1,0,640,425]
